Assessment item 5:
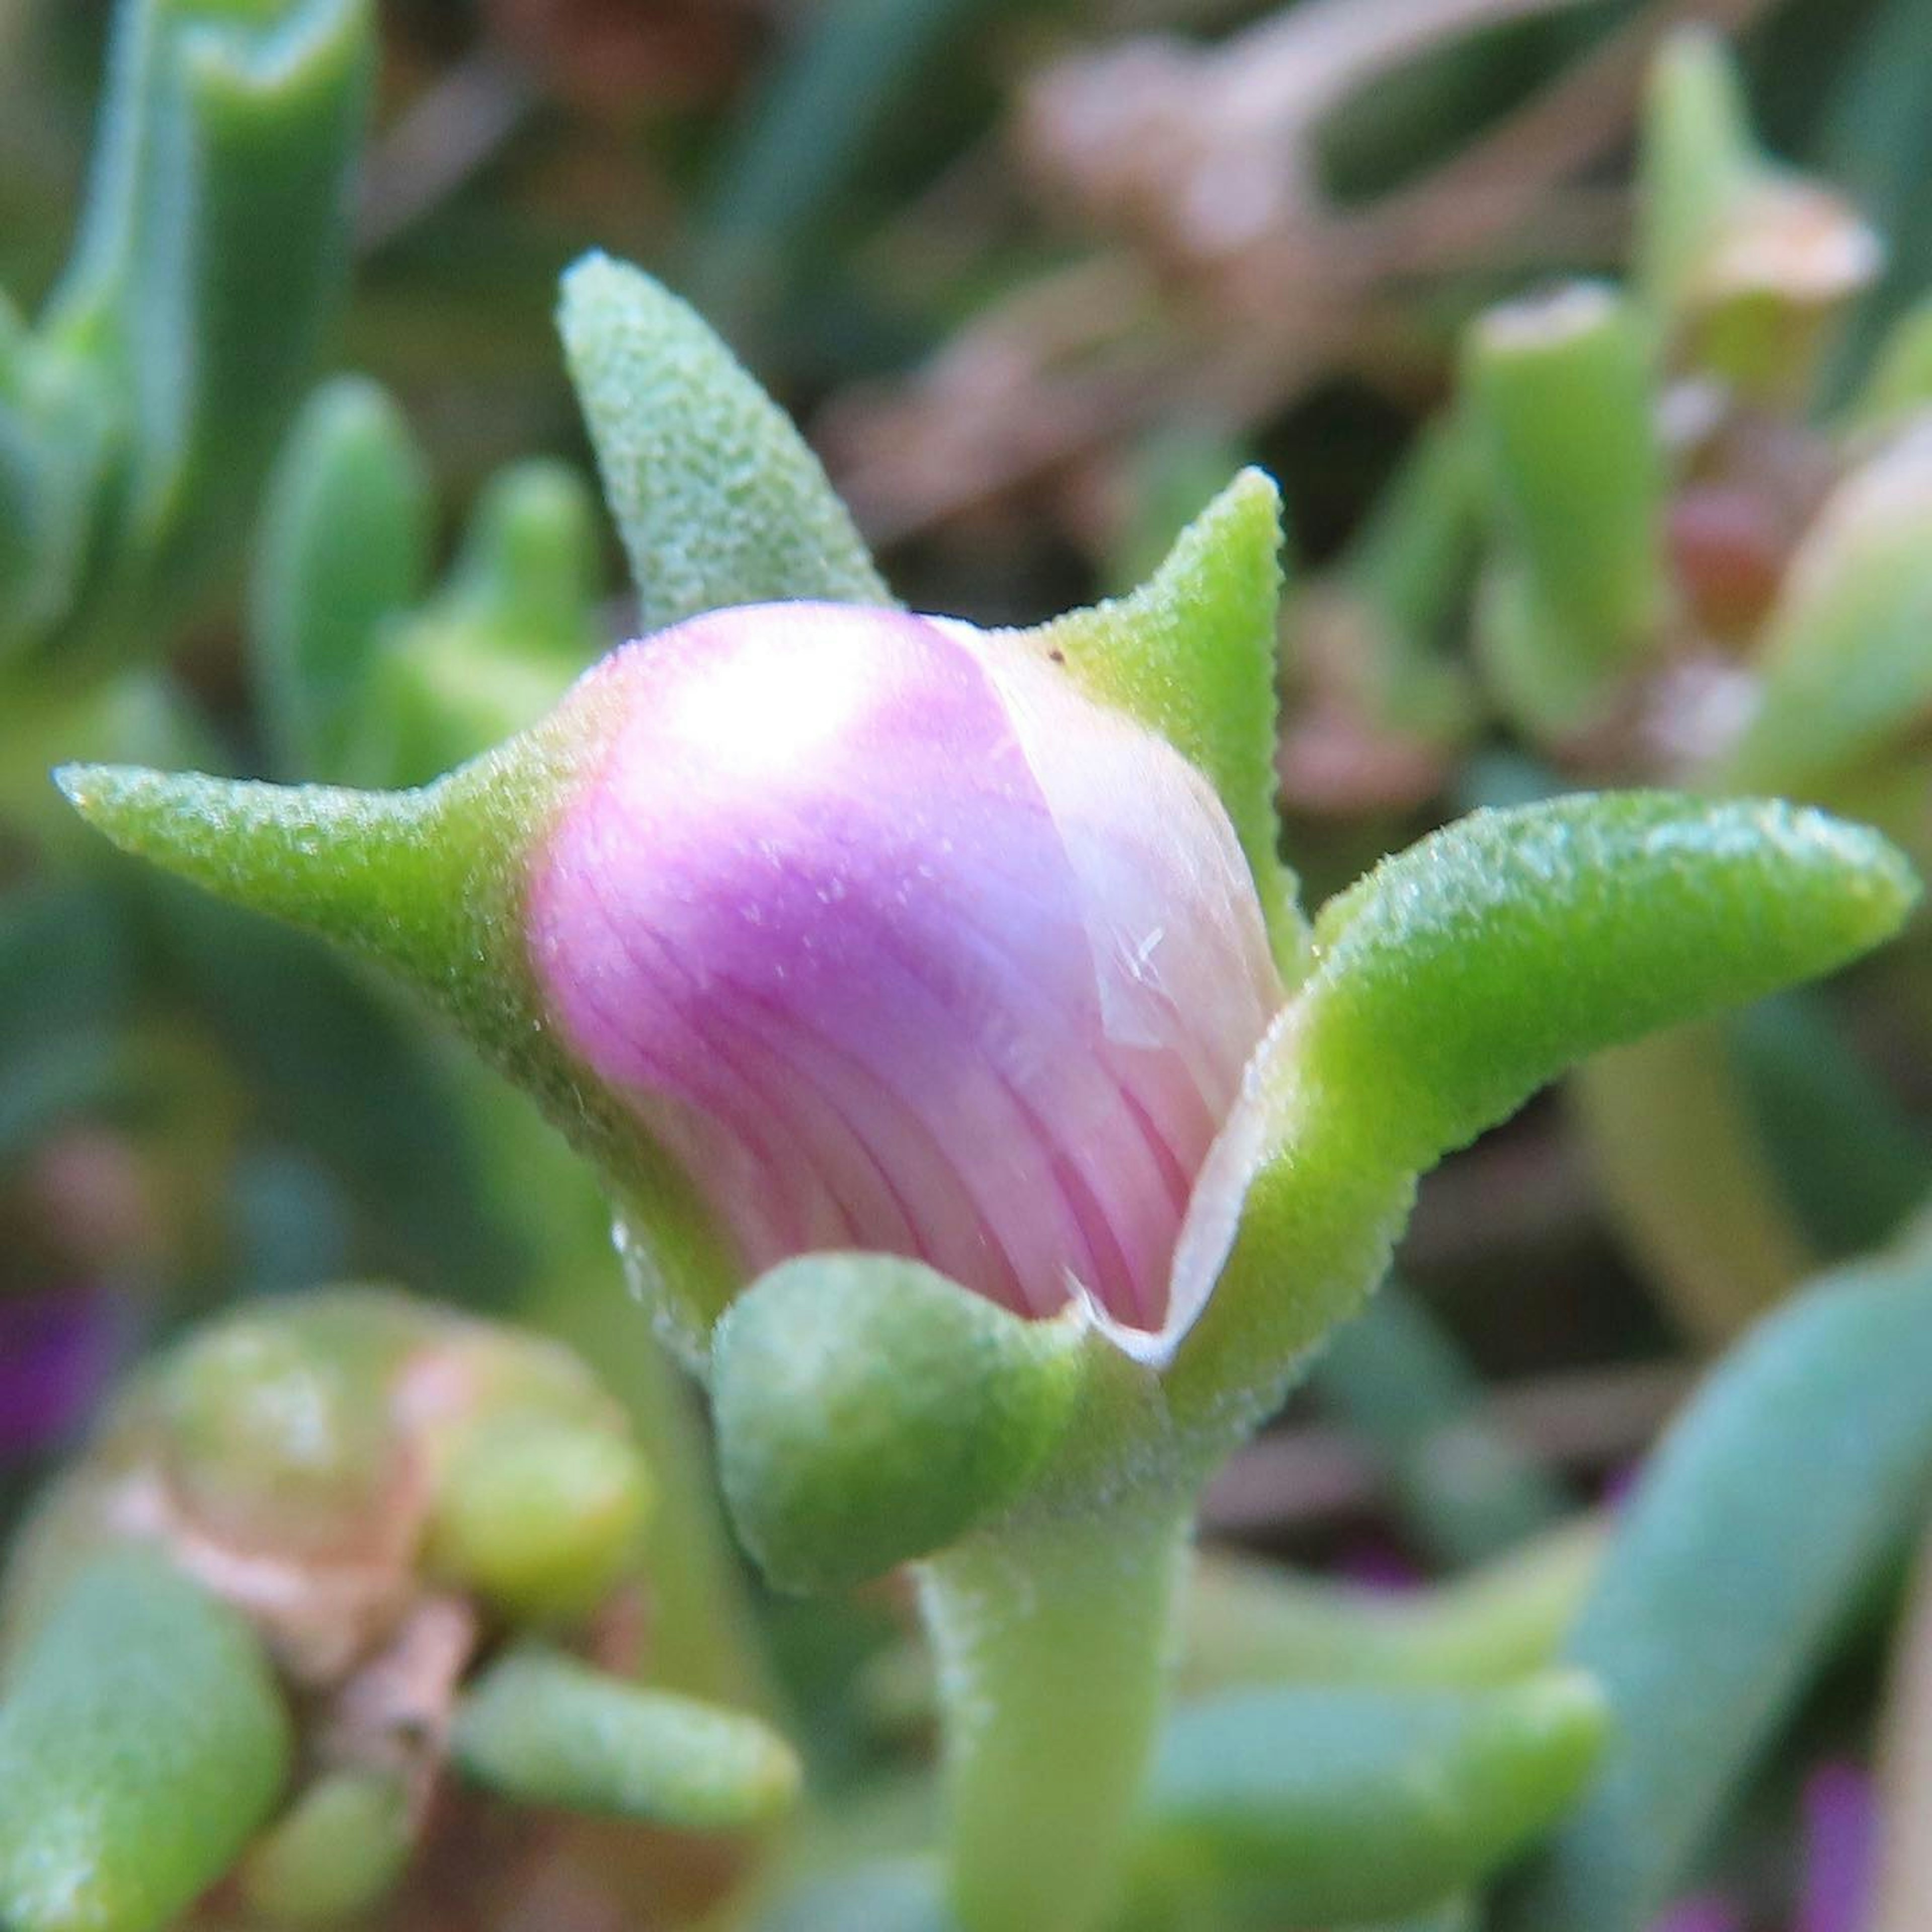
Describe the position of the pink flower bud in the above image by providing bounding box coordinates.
[526,603,1282,1351]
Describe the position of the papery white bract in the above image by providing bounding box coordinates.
[525,602,1281,1347]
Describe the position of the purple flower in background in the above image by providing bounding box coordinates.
[1796,1761,1876,1932]
[527,602,1283,1354]
[1649,1895,1745,1932]
[0,1283,121,1460]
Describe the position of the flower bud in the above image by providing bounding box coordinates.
[526,601,1282,1349]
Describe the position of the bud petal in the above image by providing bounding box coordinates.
[526,602,1282,1341]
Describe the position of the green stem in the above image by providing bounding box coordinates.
[920,1499,1192,1932]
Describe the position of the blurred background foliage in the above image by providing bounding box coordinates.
[7,0,1932,1927]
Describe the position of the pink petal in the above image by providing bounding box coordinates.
[526,603,1279,1336]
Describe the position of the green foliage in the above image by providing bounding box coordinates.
[1139,1673,1608,1925]
[0,0,375,679]
[1503,1247,1932,1930]
[1463,284,1664,736]
[452,1644,800,1831]
[237,1770,414,1927]
[712,1255,1081,1594]
[252,374,434,780]
[0,1550,290,1932]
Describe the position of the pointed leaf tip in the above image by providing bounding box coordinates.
[557,251,890,629]
[1024,466,1305,978]
[1303,792,1917,1177]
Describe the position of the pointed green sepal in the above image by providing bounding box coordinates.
[451,1644,800,1831]
[53,757,740,1333]
[1137,1673,1608,1926]
[1463,284,1665,736]
[711,1255,1084,1594]
[237,1770,414,1927]
[1022,469,1308,978]
[0,1550,292,1932]
[558,252,891,631]
[1171,792,1916,1428]
[252,374,434,781]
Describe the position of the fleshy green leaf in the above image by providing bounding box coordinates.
[1171,791,1916,1426]
[252,374,433,781]
[351,457,606,788]
[451,1644,799,1830]
[1023,469,1306,978]
[1463,284,1663,736]
[712,1255,1081,1594]
[1501,1247,1932,1931]
[0,1550,291,1932]
[237,1770,414,1926]
[557,252,891,631]
[1136,1673,1608,1925]
[1299,791,1915,1175]
[1713,424,1932,798]
[39,0,377,670]
[1634,28,1878,394]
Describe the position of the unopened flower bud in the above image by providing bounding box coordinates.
[527,601,1282,1350]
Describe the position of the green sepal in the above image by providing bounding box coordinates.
[1502,1246,1932,1932]
[451,1644,800,1831]
[712,1255,1083,1594]
[237,1770,414,1927]
[33,0,376,674]
[1712,428,1932,798]
[557,252,891,632]
[0,1549,292,1932]
[1021,469,1308,980]
[252,374,435,781]
[53,755,741,1342]
[1463,284,1664,736]
[1135,1673,1608,1926]
[1172,792,1916,1427]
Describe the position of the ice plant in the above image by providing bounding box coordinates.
[54,257,1922,1932]
[527,598,1280,1355]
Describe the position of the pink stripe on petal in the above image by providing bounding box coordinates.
[527,603,1282,1341]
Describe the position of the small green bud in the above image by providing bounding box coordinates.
[425,1410,654,1623]
[711,1255,1084,1593]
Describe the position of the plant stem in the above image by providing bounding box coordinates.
[919,1497,1192,1932]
